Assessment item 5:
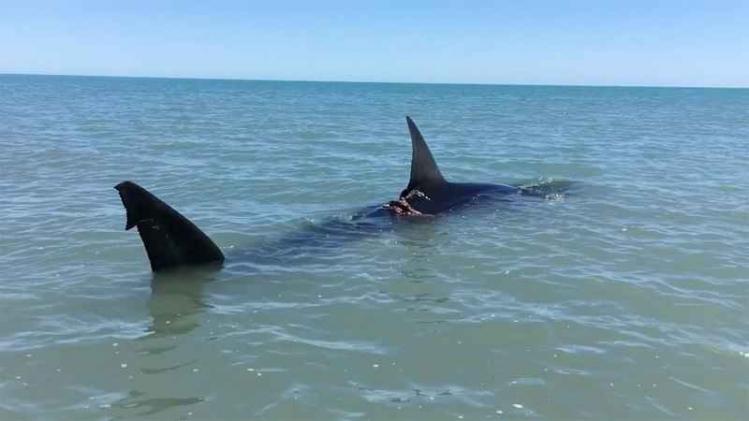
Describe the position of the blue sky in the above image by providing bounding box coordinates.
[1,0,747,87]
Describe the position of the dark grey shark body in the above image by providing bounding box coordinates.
[115,117,563,272]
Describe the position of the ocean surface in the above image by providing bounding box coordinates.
[0,74,747,420]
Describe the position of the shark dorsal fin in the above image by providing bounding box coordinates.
[405,116,446,191]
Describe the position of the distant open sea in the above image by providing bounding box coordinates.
[0,74,747,420]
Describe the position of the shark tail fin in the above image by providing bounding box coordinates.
[404,116,446,193]
[114,181,224,272]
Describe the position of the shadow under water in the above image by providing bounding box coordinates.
[142,270,217,340]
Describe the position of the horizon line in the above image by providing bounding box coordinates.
[1,71,747,90]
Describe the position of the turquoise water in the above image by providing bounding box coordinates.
[1,74,747,420]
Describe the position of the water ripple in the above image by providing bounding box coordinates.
[1,76,747,419]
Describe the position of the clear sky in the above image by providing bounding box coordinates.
[1,0,747,87]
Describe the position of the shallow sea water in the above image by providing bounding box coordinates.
[0,75,747,420]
